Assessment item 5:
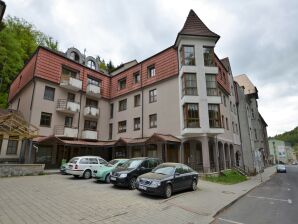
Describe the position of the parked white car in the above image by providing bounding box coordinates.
[65,156,108,179]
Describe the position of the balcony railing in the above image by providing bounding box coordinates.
[56,99,80,114]
[86,83,101,98]
[82,130,98,140]
[84,106,99,118]
[54,125,78,138]
[60,75,82,91]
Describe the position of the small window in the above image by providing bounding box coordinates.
[147,65,156,78]
[40,112,52,127]
[134,117,141,131]
[221,115,225,129]
[64,116,73,128]
[133,72,141,84]
[109,123,113,140]
[119,99,127,111]
[43,86,55,101]
[118,78,127,90]
[84,120,97,131]
[149,89,157,103]
[226,118,229,130]
[118,120,127,133]
[134,94,141,107]
[6,136,18,155]
[149,114,157,128]
[110,103,114,118]
[223,95,227,107]
[0,135,3,154]
[67,93,75,102]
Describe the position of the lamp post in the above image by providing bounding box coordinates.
[0,1,6,23]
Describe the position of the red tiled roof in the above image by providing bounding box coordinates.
[177,9,220,41]
[147,133,181,143]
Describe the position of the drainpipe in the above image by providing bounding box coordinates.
[77,68,84,140]
[140,63,144,139]
[236,102,245,171]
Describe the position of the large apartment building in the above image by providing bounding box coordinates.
[6,10,269,173]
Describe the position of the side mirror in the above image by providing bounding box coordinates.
[140,166,146,170]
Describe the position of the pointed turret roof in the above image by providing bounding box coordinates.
[175,10,220,45]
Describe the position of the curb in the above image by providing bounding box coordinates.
[210,171,276,223]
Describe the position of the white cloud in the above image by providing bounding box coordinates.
[5,0,298,136]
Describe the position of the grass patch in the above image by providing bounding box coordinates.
[204,170,247,185]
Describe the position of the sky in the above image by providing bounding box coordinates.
[5,0,298,136]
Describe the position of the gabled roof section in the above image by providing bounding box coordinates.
[220,57,231,72]
[175,9,220,45]
[234,74,257,96]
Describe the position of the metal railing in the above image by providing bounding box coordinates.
[56,99,80,111]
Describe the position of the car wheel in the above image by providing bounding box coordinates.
[191,179,197,191]
[83,170,92,179]
[129,177,136,190]
[164,184,172,199]
[105,174,111,183]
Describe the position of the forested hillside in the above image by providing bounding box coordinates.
[272,126,298,152]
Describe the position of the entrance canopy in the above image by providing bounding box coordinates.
[0,109,38,139]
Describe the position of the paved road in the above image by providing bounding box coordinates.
[213,165,298,224]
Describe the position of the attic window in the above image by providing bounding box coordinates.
[147,65,156,78]
[70,51,80,62]
[87,60,96,70]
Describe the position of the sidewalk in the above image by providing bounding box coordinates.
[164,166,276,223]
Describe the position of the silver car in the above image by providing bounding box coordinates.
[276,164,286,173]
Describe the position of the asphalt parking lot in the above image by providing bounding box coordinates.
[0,174,209,224]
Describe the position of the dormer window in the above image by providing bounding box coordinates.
[70,51,80,62]
[87,60,96,70]
[118,78,127,90]
[180,45,195,65]
[147,65,156,78]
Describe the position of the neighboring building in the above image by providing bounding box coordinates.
[234,75,269,174]
[7,9,268,173]
[268,139,296,164]
[0,0,6,23]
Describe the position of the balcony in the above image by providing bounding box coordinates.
[84,106,99,118]
[56,99,80,114]
[82,130,98,140]
[55,125,78,138]
[60,75,82,91]
[86,83,101,98]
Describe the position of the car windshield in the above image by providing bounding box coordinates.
[121,159,142,169]
[152,165,175,175]
[108,160,119,166]
[69,157,79,164]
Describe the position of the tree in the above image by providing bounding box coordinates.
[0,16,59,108]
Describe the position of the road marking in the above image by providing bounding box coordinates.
[247,195,292,204]
[218,217,245,224]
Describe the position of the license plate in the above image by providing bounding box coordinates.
[139,185,147,190]
[110,177,116,181]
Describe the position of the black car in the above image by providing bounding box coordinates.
[110,157,163,189]
[136,163,198,198]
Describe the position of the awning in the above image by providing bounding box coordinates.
[146,133,181,144]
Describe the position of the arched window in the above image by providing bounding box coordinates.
[87,60,96,70]
[70,51,80,62]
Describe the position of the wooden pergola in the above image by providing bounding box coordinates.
[0,110,38,139]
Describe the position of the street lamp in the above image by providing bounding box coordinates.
[0,1,6,23]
